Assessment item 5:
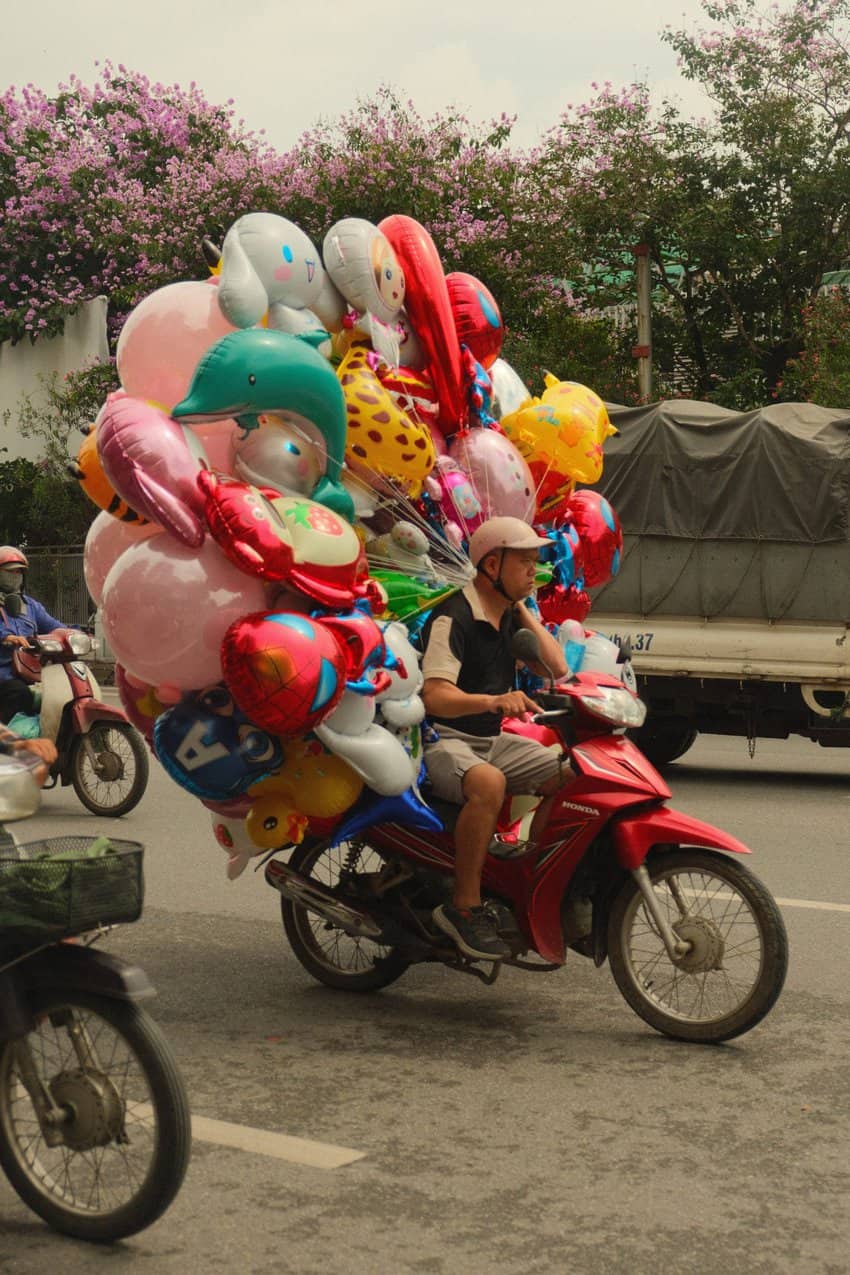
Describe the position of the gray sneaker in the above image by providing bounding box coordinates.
[433,903,510,961]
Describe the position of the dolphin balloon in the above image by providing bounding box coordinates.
[171,328,354,522]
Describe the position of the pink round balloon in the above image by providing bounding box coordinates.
[101,535,268,689]
[83,511,161,606]
[116,279,237,411]
[449,429,536,522]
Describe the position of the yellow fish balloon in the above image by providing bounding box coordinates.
[500,375,617,519]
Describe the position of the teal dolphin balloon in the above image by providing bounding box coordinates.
[172,328,354,522]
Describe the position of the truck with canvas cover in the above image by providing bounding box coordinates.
[588,399,850,764]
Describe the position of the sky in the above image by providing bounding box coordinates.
[3,0,718,151]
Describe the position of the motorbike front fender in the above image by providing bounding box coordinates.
[8,943,155,1005]
[71,698,129,734]
[611,806,752,871]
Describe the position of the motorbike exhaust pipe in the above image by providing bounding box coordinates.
[265,859,384,940]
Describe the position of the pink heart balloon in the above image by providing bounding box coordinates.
[97,393,207,546]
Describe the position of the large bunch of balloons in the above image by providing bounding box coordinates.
[75,210,623,877]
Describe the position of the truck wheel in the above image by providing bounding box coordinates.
[629,717,697,768]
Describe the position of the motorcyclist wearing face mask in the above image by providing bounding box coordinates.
[0,547,70,726]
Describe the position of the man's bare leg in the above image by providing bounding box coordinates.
[452,762,506,909]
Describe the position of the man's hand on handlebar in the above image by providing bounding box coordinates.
[2,635,30,648]
[490,689,542,718]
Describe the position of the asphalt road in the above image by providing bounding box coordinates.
[2,732,849,1274]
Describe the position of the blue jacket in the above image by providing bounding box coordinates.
[0,596,67,682]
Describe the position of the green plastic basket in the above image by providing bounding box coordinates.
[0,837,144,940]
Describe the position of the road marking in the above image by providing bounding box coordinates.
[189,1113,367,1169]
[776,896,850,915]
[137,1106,365,1168]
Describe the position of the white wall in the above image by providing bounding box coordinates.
[0,298,109,462]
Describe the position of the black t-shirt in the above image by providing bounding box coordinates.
[421,582,519,737]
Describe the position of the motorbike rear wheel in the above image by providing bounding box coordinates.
[70,722,149,817]
[608,848,788,1043]
[280,840,410,992]
[0,990,190,1242]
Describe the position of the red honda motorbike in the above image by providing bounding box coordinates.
[265,632,788,1044]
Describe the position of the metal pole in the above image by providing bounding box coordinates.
[632,242,652,401]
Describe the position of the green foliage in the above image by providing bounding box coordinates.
[503,304,638,404]
[0,455,92,548]
[0,363,116,547]
[782,288,850,407]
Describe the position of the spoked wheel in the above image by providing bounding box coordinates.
[0,991,190,1242]
[71,723,149,817]
[608,849,788,1043]
[280,840,410,992]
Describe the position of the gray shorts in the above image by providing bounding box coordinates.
[424,724,564,806]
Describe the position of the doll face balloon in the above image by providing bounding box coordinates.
[233,412,327,497]
[323,218,405,324]
[448,430,535,523]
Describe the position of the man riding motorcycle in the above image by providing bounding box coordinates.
[0,547,72,726]
[421,517,568,962]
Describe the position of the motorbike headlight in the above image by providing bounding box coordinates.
[68,632,96,656]
[577,685,647,729]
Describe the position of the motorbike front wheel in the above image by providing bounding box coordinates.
[0,990,190,1242]
[607,848,788,1043]
[70,722,149,817]
[280,839,410,992]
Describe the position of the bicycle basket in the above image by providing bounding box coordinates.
[0,837,144,940]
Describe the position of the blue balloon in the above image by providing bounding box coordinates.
[331,774,444,845]
[154,684,283,800]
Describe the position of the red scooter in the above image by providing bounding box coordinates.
[12,632,149,817]
[265,631,788,1044]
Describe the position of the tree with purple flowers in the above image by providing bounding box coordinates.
[5,0,850,444]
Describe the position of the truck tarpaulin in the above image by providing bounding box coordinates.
[590,400,850,622]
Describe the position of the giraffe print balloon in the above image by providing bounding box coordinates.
[338,343,436,497]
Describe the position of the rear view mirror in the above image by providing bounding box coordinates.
[511,629,541,664]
